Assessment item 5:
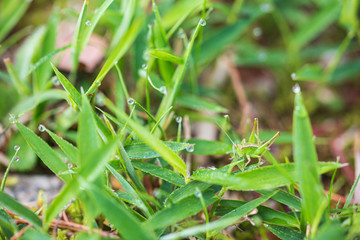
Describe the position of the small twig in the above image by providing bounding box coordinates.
[10,224,32,240]
[53,212,62,238]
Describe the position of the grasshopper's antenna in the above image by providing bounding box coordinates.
[215,120,236,146]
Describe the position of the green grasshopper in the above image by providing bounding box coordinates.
[218,118,280,170]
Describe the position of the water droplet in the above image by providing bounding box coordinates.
[224,114,229,118]
[114,60,118,64]
[258,51,267,61]
[9,113,16,123]
[260,3,272,12]
[177,29,186,39]
[291,73,297,80]
[208,166,217,170]
[199,18,206,26]
[186,145,194,152]
[67,163,73,168]
[252,27,262,38]
[153,189,160,198]
[127,98,135,105]
[52,77,60,86]
[176,116,182,123]
[38,124,46,132]
[95,93,105,106]
[152,2,158,11]
[14,145,20,151]
[159,86,167,95]
[198,166,205,170]
[85,20,91,26]
[95,80,101,86]
[194,188,202,198]
[143,52,150,61]
[142,64,148,70]
[15,156,19,162]
[292,84,301,93]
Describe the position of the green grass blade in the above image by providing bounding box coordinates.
[198,9,262,64]
[15,26,46,81]
[107,164,151,217]
[144,190,217,230]
[293,88,324,227]
[265,224,305,240]
[4,58,30,95]
[11,90,67,116]
[22,229,53,240]
[191,162,343,191]
[176,94,228,113]
[132,161,185,186]
[45,129,78,165]
[125,142,189,159]
[160,191,276,240]
[257,189,302,210]
[291,4,340,50]
[165,181,212,206]
[106,100,188,177]
[0,0,30,42]
[86,17,143,95]
[50,63,82,108]
[217,200,299,228]
[187,139,232,155]
[0,192,42,229]
[343,172,360,208]
[45,136,118,224]
[15,121,71,183]
[70,0,88,71]
[78,95,102,167]
[79,0,114,55]
[89,185,156,240]
[148,49,184,65]
[34,10,58,91]
[0,26,32,56]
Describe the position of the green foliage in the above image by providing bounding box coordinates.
[0,0,359,239]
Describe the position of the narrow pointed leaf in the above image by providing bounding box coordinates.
[149,49,184,65]
[50,63,82,108]
[265,224,305,240]
[293,90,324,225]
[125,142,189,159]
[15,122,71,182]
[191,162,343,191]
[0,192,42,229]
[46,129,78,165]
[132,161,185,186]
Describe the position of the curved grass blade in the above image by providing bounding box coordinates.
[70,0,88,71]
[50,63,82,108]
[265,224,304,240]
[11,90,67,116]
[217,200,299,228]
[89,185,156,240]
[191,162,344,191]
[144,189,217,230]
[4,58,30,95]
[0,0,30,42]
[0,192,42,229]
[78,94,102,167]
[125,142,189,159]
[165,181,212,206]
[107,164,151,217]
[106,100,188,177]
[186,139,232,155]
[45,129,78,165]
[132,161,185,186]
[293,89,324,226]
[86,17,143,95]
[15,122,71,183]
[176,94,228,113]
[160,191,276,240]
[148,49,184,65]
[44,136,118,224]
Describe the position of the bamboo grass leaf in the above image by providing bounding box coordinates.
[15,122,71,183]
[293,88,325,227]
[106,100,188,177]
[50,63,82,108]
[132,161,185,186]
[0,192,42,229]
